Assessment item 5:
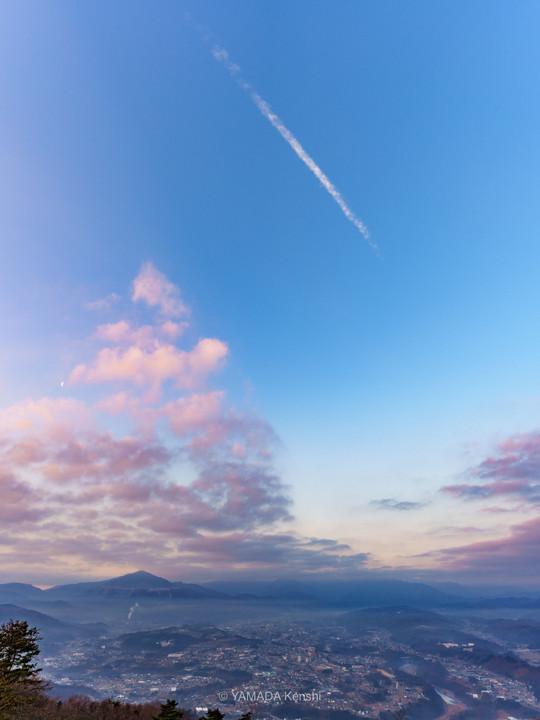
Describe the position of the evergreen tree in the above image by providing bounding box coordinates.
[198,709,225,720]
[152,698,184,719]
[0,619,45,718]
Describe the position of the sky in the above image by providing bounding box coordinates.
[2,1,540,587]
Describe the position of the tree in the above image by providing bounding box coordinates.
[153,699,184,719]
[0,619,45,718]
[198,710,225,720]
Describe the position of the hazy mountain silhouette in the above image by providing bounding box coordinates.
[0,603,106,645]
[4,571,540,621]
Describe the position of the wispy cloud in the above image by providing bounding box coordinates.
[85,293,120,312]
[442,431,540,504]
[370,498,427,512]
[211,46,375,251]
[132,261,190,319]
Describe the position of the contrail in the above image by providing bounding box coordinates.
[211,46,375,251]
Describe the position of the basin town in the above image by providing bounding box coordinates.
[3,571,540,719]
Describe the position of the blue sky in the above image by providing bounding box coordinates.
[2,1,540,585]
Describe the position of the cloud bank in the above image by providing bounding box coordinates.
[0,263,367,582]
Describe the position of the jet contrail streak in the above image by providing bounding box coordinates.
[212,46,375,251]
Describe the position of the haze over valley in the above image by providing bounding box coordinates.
[3,570,540,718]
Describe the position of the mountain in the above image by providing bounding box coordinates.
[115,624,259,654]
[318,579,455,607]
[10,571,540,614]
[205,577,457,607]
[99,570,172,589]
[43,580,104,600]
[342,605,503,653]
[0,603,68,630]
[44,570,171,600]
[449,596,540,610]
[0,583,91,620]
[36,571,231,609]
[0,582,44,605]
[477,617,540,646]
[0,582,44,596]
[429,580,540,598]
[0,604,107,645]
[85,571,172,598]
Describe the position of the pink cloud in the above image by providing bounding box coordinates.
[95,320,188,349]
[186,411,280,464]
[4,429,170,485]
[0,393,359,576]
[442,430,540,503]
[0,392,296,572]
[85,293,120,312]
[0,471,48,523]
[162,391,224,435]
[131,262,189,318]
[0,397,92,435]
[69,338,228,391]
[6,438,48,465]
[231,442,246,458]
[94,391,138,417]
[476,432,540,482]
[159,320,188,340]
[0,263,364,582]
[96,321,158,350]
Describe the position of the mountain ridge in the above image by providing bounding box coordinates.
[4,571,540,612]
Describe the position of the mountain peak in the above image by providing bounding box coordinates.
[101,571,172,588]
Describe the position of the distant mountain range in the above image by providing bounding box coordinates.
[3,570,540,627]
[0,602,107,649]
